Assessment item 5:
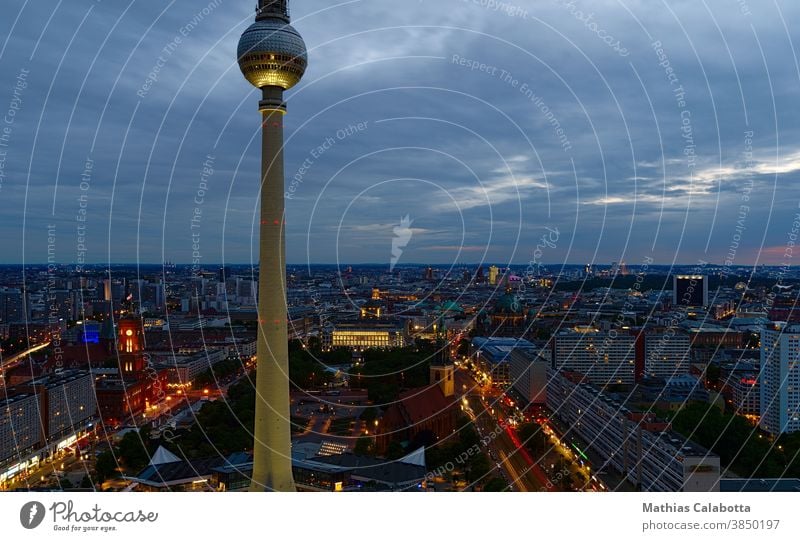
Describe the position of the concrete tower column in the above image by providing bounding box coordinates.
[238,0,307,493]
[251,88,295,492]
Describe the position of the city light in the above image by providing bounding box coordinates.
[0,2,796,533]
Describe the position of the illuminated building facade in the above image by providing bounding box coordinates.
[547,369,720,492]
[118,317,144,354]
[552,328,637,385]
[731,375,760,416]
[641,332,691,379]
[472,336,536,386]
[322,322,406,351]
[0,393,41,470]
[488,265,499,285]
[7,372,95,442]
[760,323,800,435]
[117,317,146,375]
[95,316,168,427]
[360,299,383,320]
[0,287,27,323]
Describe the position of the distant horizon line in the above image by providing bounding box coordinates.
[0,262,785,268]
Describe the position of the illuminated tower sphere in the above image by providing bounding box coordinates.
[237,0,307,492]
[238,0,307,109]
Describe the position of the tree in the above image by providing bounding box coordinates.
[668,402,793,478]
[704,363,721,386]
[385,441,406,460]
[518,423,549,456]
[354,436,375,456]
[307,335,322,352]
[360,406,379,424]
[457,339,471,357]
[194,359,240,388]
[80,475,94,489]
[95,451,118,482]
[354,346,434,402]
[468,454,490,483]
[559,472,575,491]
[456,416,480,449]
[483,478,508,492]
[118,431,151,472]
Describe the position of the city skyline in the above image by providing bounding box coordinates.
[1,1,799,266]
[4,0,800,518]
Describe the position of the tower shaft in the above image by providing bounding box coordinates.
[250,92,295,492]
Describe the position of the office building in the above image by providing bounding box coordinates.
[760,323,800,435]
[0,394,41,470]
[472,337,537,386]
[0,288,27,323]
[488,266,499,286]
[552,328,636,385]
[16,371,97,444]
[642,332,691,379]
[731,374,760,417]
[322,321,406,351]
[673,275,708,308]
[508,348,549,404]
[547,369,720,491]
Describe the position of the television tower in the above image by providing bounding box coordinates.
[237,0,307,491]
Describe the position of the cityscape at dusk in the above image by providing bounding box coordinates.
[2,0,800,538]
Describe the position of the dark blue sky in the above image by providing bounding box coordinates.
[1,0,799,269]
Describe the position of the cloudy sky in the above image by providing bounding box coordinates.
[1,0,799,269]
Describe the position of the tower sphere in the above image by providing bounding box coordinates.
[238,18,307,90]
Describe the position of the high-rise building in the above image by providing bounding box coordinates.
[218,266,232,284]
[488,265,499,285]
[552,328,636,385]
[731,374,760,416]
[237,279,257,302]
[237,0,307,492]
[760,323,800,435]
[641,332,691,379]
[10,371,96,447]
[103,279,126,303]
[0,393,41,471]
[547,369,720,491]
[47,289,72,321]
[143,283,165,310]
[509,348,549,404]
[0,288,26,323]
[673,275,709,308]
